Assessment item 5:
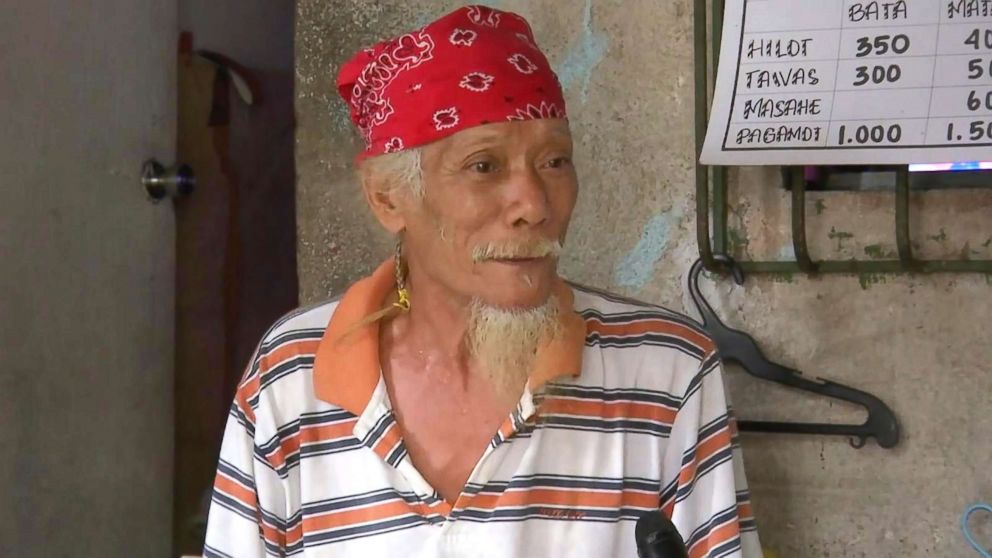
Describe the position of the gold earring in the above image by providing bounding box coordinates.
[393,237,411,312]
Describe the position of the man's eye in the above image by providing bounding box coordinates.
[545,156,572,169]
[470,160,496,173]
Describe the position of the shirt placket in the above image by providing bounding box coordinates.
[448,384,539,517]
[351,378,450,519]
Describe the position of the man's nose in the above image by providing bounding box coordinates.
[504,167,550,228]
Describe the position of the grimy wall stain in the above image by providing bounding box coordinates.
[296,1,992,555]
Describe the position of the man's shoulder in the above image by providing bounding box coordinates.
[567,281,706,331]
[255,297,342,352]
[233,298,342,418]
[567,281,716,361]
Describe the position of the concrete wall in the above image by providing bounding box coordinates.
[295,1,992,556]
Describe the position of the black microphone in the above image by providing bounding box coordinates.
[635,512,689,558]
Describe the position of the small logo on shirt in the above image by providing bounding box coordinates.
[536,507,586,520]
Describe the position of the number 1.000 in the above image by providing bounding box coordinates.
[837,124,902,145]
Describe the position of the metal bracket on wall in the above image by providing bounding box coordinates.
[693,0,992,276]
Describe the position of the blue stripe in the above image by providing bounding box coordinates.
[258,421,300,456]
[578,307,711,339]
[258,328,325,355]
[676,447,734,503]
[386,442,407,467]
[544,385,682,408]
[257,409,355,456]
[303,514,433,545]
[300,408,355,425]
[686,504,738,548]
[304,487,423,515]
[211,491,256,522]
[709,538,743,558]
[229,404,255,436]
[217,459,255,491]
[586,332,707,360]
[239,300,333,384]
[681,355,721,408]
[253,355,315,398]
[467,474,661,494]
[203,543,236,558]
[453,506,647,522]
[537,415,673,437]
[678,415,731,469]
[659,477,678,509]
[362,413,395,448]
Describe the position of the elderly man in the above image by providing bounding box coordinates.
[205,5,761,557]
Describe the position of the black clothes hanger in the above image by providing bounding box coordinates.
[687,255,900,449]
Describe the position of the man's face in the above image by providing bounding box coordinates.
[402,118,578,310]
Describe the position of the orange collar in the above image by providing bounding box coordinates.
[313,260,586,416]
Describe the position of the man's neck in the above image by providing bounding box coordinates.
[389,270,475,371]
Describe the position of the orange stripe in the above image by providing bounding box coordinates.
[214,472,257,509]
[271,435,299,468]
[234,376,258,424]
[237,338,319,411]
[661,499,675,519]
[688,520,741,558]
[678,426,732,489]
[738,502,754,521]
[300,420,356,444]
[458,488,657,511]
[286,520,303,546]
[539,397,677,423]
[497,417,516,440]
[372,421,403,460]
[303,499,433,531]
[260,521,285,548]
[585,319,715,354]
[265,419,357,469]
[258,339,321,377]
[238,339,321,418]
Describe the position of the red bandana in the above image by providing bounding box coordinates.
[337,5,567,160]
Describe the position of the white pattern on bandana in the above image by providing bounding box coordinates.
[507,101,563,121]
[459,72,495,92]
[449,28,478,46]
[350,31,436,145]
[433,107,460,130]
[467,5,501,27]
[507,53,537,74]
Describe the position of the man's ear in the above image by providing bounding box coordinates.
[360,170,408,234]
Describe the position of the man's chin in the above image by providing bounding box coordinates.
[473,266,557,309]
[467,293,561,400]
[475,285,555,311]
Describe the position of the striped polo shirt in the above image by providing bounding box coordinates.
[205,262,762,557]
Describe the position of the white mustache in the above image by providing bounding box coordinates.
[471,238,563,263]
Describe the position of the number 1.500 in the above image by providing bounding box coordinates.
[837,124,902,145]
[947,121,992,141]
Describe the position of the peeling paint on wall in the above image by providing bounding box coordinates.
[614,209,682,290]
[556,0,608,104]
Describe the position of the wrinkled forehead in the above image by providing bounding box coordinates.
[429,118,573,154]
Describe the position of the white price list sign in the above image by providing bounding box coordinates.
[700,0,992,165]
